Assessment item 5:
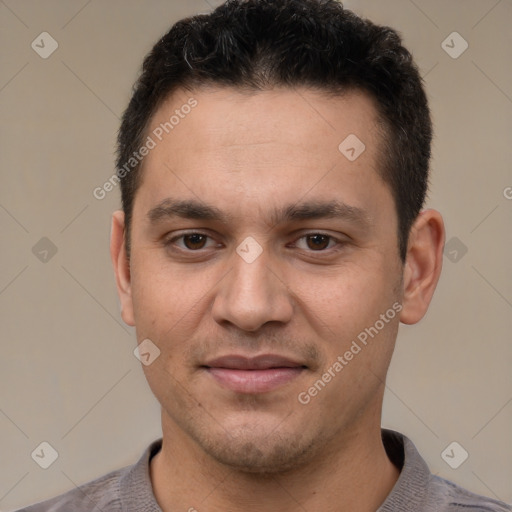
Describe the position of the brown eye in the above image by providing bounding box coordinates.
[183,234,208,250]
[305,234,331,250]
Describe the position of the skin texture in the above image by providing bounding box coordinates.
[111,87,445,511]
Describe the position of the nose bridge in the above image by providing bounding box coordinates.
[211,239,293,331]
[232,245,273,299]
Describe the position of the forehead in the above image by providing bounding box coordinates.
[149,86,382,153]
[134,86,391,225]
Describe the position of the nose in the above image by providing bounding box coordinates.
[211,243,294,332]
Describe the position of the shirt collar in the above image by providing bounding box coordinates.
[378,429,431,511]
[120,429,430,511]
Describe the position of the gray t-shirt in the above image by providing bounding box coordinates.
[17,429,511,511]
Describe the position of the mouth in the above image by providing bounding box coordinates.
[201,354,307,394]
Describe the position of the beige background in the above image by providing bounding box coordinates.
[1,0,511,510]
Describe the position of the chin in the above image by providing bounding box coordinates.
[195,423,319,475]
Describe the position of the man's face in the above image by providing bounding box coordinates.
[122,87,404,472]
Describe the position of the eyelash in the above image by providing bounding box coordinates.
[164,231,345,254]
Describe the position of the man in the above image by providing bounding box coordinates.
[19,0,511,510]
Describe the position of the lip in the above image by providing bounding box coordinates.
[202,354,306,394]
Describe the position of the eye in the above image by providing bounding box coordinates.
[166,232,217,251]
[294,233,341,251]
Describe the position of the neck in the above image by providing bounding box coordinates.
[150,412,400,512]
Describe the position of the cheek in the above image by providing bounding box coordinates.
[284,261,393,331]
[129,255,215,340]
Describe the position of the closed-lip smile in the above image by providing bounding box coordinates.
[202,354,307,393]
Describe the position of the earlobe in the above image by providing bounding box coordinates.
[110,210,135,326]
[400,209,445,325]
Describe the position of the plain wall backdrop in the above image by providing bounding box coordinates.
[1,0,511,509]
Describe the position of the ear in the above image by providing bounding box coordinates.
[110,210,135,326]
[400,209,445,325]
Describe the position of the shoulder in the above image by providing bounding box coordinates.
[15,467,125,512]
[379,430,511,512]
[15,439,163,512]
[427,474,512,512]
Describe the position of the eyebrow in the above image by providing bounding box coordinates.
[147,198,370,229]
